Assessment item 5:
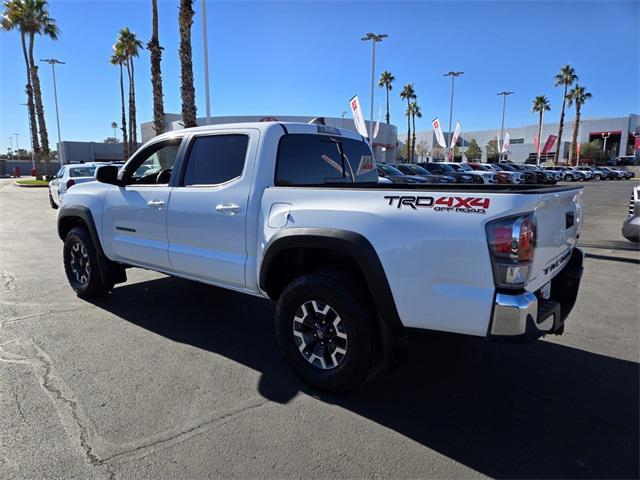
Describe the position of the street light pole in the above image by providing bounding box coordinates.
[13,133,19,159]
[497,91,514,162]
[361,32,388,142]
[20,103,35,169]
[41,58,65,147]
[201,0,211,125]
[443,71,463,159]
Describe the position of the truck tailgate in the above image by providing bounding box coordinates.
[527,187,583,291]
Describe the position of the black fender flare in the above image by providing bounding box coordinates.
[260,228,407,368]
[58,206,125,286]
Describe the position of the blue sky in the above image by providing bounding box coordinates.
[1,0,638,153]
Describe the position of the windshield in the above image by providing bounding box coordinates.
[457,164,473,171]
[378,164,404,176]
[408,165,429,175]
[69,166,97,178]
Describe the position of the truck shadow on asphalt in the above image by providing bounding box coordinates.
[92,276,639,479]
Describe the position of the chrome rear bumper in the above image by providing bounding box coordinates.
[490,248,584,341]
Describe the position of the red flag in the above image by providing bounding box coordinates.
[541,135,557,155]
[534,135,540,152]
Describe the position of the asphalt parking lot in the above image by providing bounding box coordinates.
[1,179,638,479]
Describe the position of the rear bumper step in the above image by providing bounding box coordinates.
[489,248,584,342]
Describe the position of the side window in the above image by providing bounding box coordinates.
[57,167,65,178]
[182,134,248,186]
[275,134,377,186]
[127,140,181,185]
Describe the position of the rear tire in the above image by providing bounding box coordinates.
[594,174,601,181]
[275,269,377,393]
[63,226,112,298]
[566,174,574,182]
[49,190,58,209]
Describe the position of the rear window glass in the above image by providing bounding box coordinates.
[275,134,377,186]
[69,167,96,177]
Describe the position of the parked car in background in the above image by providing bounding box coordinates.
[615,168,635,179]
[615,155,639,166]
[570,167,593,181]
[576,166,604,180]
[416,162,478,184]
[599,166,625,180]
[395,164,456,184]
[48,163,99,209]
[500,163,538,184]
[622,186,640,242]
[523,165,557,184]
[442,162,497,184]
[546,166,582,182]
[490,163,526,184]
[467,163,511,184]
[377,164,429,184]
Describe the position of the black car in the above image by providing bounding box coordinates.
[415,162,477,183]
[395,164,456,184]
[376,164,428,184]
[500,162,539,183]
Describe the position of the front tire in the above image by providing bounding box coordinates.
[49,189,58,209]
[594,174,601,181]
[63,226,112,298]
[566,174,574,182]
[275,270,377,393]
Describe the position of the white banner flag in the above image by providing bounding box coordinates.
[373,105,381,139]
[450,121,461,149]
[496,130,502,153]
[432,117,447,148]
[502,132,510,153]
[349,95,368,138]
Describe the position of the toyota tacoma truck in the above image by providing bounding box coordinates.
[57,122,584,393]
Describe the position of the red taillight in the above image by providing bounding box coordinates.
[66,179,75,189]
[487,214,536,288]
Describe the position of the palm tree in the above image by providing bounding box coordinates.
[553,65,578,165]
[531,95,551,166]
[1,0,41,174]
[110,48,128,158]
[111,121,118,138]
[378,71,394,125]
[178,0,197,127]
[566,85,592,166]
[116,28,143,150]
[410,101,422,163]
[400,84,415,161]
[147,0,165,136]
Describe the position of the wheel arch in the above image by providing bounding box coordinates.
[260,228,407,368]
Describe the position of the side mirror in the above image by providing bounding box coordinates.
[95,165,121,186]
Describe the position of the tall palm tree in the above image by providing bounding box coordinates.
[178,0,197,127]
[28,0,58,176]
[400,84,415,161]
[116,28,143,150]
[110,48,128,159]
[531,95,551,166]
[1,0,41,174]
[410,101,422,163]
[378,70,394,125]
[147,0,165,136]
[566,85,592,166]
[111,121,118,138]
[553,65,578,165]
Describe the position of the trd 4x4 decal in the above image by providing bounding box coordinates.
[384,195,490,214]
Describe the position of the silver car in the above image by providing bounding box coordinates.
[622,186,640,242]
[48,164,98,208]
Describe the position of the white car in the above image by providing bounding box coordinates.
[443,162,497,184]
[49,163,98,209]
[57,121,584,393]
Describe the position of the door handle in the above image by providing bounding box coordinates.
[147,199,165,209]
[215,203,241,215]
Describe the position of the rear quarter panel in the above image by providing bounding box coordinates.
[259,187,543,337]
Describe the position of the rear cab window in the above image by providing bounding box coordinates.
[69,166,97,178]
[182,134,249,186]
[275,134,377,186]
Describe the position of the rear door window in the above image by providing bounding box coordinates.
[182,134,249,186]
[275,134,377,186]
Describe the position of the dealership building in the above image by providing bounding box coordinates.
[414,114,640,163]
[141,114,399,164]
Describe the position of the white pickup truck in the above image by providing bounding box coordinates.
[57,122,584,392]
